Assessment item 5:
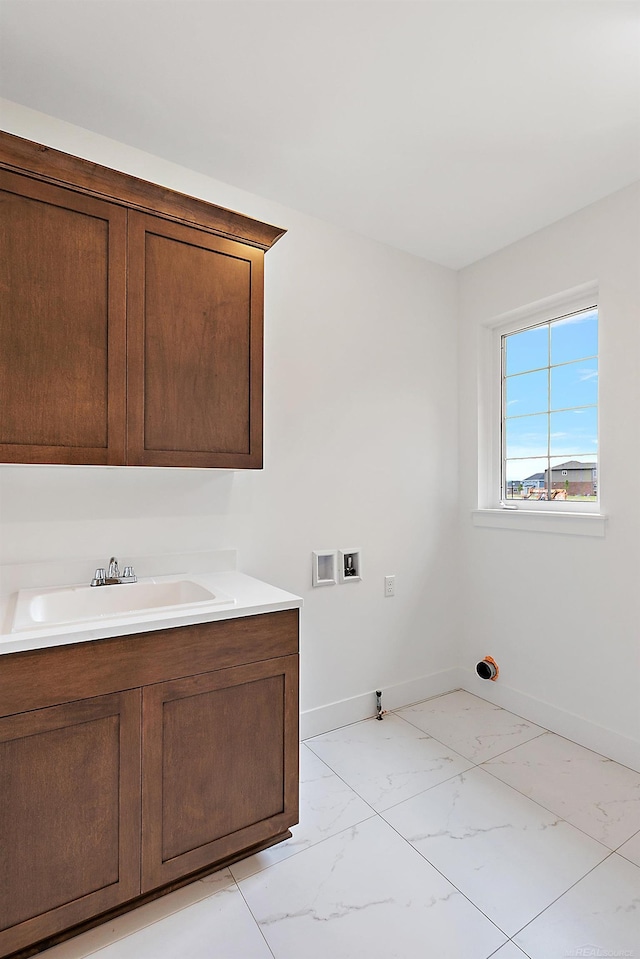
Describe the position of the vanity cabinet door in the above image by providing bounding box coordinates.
[0,170,127,465]
[141,654,299,891]
[127,212,264,469]
[0,690,141,957]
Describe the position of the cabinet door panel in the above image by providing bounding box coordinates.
[0,171,127,464]
[0,691,141,956]
[142,655,298,890]
[127,213,264,468]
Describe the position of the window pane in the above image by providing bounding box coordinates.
[505,325,548,376]
[550,408,598,457]
[550,455,598,500]
[506,368,548,417]
[505,413,548,460]
[504,457,548,499]
[551,308,597,365]
[551,358,598,411]
[500,300,598,507]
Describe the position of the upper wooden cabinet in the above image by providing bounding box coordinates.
[127,213,263,468]
[0,131,285,469]
[0,170,127,465]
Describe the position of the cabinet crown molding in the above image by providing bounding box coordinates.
[0,130,286,250]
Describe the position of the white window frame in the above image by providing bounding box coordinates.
[474,281,606,537]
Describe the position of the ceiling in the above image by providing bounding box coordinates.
[1,0,639,268]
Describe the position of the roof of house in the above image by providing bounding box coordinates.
[523,473,545,482]
[547,460,596,471]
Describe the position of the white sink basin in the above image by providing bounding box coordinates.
[11,578,235,632]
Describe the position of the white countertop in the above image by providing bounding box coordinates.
[0,569,302,656]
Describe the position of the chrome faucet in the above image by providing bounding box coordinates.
[91,557,137,587]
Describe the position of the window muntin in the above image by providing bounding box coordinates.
[501,306,598,504]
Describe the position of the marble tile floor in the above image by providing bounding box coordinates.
[39,690,640,959]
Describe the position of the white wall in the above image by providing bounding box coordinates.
[5,102,635,766]
[0,100,461,735]
[458,182,640,770]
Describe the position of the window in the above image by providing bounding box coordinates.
[501,304,598,507]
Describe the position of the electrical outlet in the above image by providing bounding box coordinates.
[384,575,395,597]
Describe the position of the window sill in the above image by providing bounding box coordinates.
[472,508,607,537]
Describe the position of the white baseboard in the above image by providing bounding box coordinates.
[459,668,640,774]
[300,668,464,741]
[300,667,639,773]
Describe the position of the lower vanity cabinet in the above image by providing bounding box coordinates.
[0,691,142,957]
[142,655,299,890]
[0,609,299,958]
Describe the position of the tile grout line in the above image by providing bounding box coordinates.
[506,849,620,945]
[386,706,640,850]
[390,705,549,765]
[231,873,278,959]
[476,760,623,850]
[378,803,512,947]
[393,689,640,776]
[303,735,476,818]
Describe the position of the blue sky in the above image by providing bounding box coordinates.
[503,308,598,482]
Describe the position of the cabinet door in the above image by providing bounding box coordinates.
[127,212,264,468]
[141,655,298,891]
[0,171,127,464]
[0,690,141,957]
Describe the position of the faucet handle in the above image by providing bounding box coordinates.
[91,567,106,587]
[122,566,137,582]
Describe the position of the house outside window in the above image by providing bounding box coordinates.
[501,302,598,508]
